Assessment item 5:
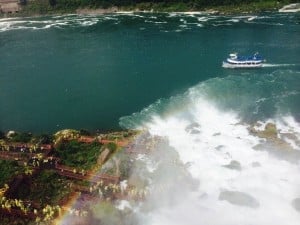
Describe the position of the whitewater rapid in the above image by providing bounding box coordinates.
[120,73,300,225]
[0,12,296,33]
[141,101,300,225]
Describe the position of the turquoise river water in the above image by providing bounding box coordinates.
[0,12,299,132]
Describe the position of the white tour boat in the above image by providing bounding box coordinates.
[222,53,265,68]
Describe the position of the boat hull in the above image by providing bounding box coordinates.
[222,61,263,68]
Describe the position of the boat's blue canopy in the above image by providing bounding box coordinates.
[234,53,264,61]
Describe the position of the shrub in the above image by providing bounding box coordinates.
[55,140,103,169]
[9,132,32,143]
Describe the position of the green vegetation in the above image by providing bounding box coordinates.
[27,170,71,205]
[9,132,32,143]
[106,142,118,153]
[103,130,139,140]
[10,171,70,205]
[0,128,139,225]
[0,160,22,186]
[0,131,53,144]
[15,0,298,16]
[55,140,103,169]
[34,134,53,144]
[20,0,56,15]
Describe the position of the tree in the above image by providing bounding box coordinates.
[38,134,53,144]
[49,0,57,6]
[10,132,32,143]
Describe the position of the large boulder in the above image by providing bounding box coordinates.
[219,190,260,208]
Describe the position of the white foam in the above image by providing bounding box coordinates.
[168,12,205,17]
[197,16,209,22]
[247,16,258,21]
[227,19,239,23]
[116,200,132,210]
[115,11,134,14]
[262,63,297,67]
[181,12,205,15]
[0,15,102,32]
[245,21,284,26]
[136,154,158,173]
[136,95,300,225]
[179,18,186,23]
[277,116,300,135]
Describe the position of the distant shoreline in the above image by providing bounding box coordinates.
[0,1,298,18]
[74,3,299,16]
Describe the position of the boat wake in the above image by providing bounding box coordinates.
[262,63,298,68]
[223,63,298,68]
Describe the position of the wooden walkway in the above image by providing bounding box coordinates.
[55,164,120,184]
[0,149,120,185]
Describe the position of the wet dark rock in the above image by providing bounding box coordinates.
[251,162,261,167]
[185,123,201,134]
[292,198,300,212]
[219,190,260,208]
[223,160,241,171]
[215,145,225,151]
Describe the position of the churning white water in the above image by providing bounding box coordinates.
[130,95,300,225]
